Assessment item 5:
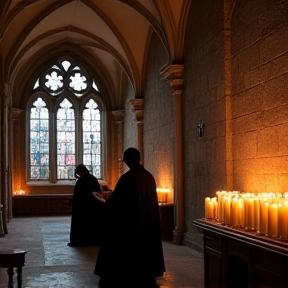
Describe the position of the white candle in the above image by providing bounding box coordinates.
[244,195,254,231]
[278,203,287,238]
[254,197,260,232]
[205,197,213,219]
[268,203,278,237]
[259,201,268,235]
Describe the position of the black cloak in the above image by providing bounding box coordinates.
[69,172,103,246]
[94,164,165,283]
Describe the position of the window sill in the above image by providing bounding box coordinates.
[26,180,76,186]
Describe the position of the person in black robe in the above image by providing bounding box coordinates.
[68,164,103,247]
[94,147,165,287]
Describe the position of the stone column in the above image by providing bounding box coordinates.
[0,82,3,235]
[224,0,235,191]
[112,110,124,182]
[1,84,12,234]
[11,108,23,216]
[129,99,144,163]
[160,64,185,245]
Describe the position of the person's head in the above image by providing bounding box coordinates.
[75,164,89,178]
[123,147,140,168]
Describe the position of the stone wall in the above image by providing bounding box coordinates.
[231,0,288,193]
[143,32,174,203]
[183,0,226,250]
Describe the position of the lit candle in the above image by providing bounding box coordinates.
[211,197,217,219]
[205,197,213,219]
[259,200,268,235]
[278,202,287,239]
[216,191,225,223]
[238,198,244,227]
[244,194,255,231]
[268,203,278,237]
[254,197,260,232]
[157,188,170,204]
[231,196,239,227]
[224,195,232,226]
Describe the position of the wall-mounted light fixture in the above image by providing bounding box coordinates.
[197,119,205,138]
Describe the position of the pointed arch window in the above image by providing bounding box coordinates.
[57,99,76,179]
[29,58,103,183]
[30,97,49,179]
[83,99,101,177]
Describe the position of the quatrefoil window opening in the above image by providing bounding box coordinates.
[40,61,88,96]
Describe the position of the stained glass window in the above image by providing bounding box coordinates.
[57,99,75,179]
[30,97,49,179]
[83,99,101,178]
[29,58,102,182]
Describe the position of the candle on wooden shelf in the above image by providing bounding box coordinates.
[224,194,232,226]
[254,197,260,233]
[238,198,244,227]
[278,202,288,240]
[205,197,217,219]
[205,197,213,219]
[157,188,170,204]
[216,191,225,223]
[268,203,278,237]
[259,200,269,235]
[243,194,255,231]
[231,195,241,227]
[213,198,218,219]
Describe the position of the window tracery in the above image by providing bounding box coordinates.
[29,58,103,182]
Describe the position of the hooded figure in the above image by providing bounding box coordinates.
[94,147,165,287]
[68,164,103,247]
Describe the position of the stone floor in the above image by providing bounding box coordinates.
[0,216,204,288]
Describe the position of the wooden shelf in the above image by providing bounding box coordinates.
[193,219,288,288]
[12,194,72,216]
[159,204,174,240]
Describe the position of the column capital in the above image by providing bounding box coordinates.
[160,64,184,95]
[112,110,124,123]
[11,108,23,119]
[129,98,143,123]
[4,83,12,107]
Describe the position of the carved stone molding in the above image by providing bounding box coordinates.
[160,64,184,95]
[4,83,12,107]
[129,98,143,123]
[11,108,23,120]
[112,110,124,123]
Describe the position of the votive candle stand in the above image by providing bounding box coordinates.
[205,191,288,241]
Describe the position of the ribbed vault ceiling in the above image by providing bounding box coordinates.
[1,0,191,109]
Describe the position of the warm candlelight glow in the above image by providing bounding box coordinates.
[157,188,170,204]
[205,197,217,219]
[205,190,288,242]
[13,189,25,196]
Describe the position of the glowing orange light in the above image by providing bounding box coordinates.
[157,188,170,204]
[13,189,25,196]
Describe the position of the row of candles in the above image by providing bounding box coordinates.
[205,191,288,241]
[13,190,25,195]
[157,188,170,204]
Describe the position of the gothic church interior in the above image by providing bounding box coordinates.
[1,0,288,262]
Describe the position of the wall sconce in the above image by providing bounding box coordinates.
[157,188,170,204]
[197,119,205,138]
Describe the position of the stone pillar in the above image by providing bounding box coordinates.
[129,99,144,163]
[1,83,12,234]
[112,110,124,182]
[11,108,23,214]
[160,64,185,245]
[224,0,235,191]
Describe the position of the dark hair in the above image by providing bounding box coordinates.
[75,164,89,175]
[123,147,140,167]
